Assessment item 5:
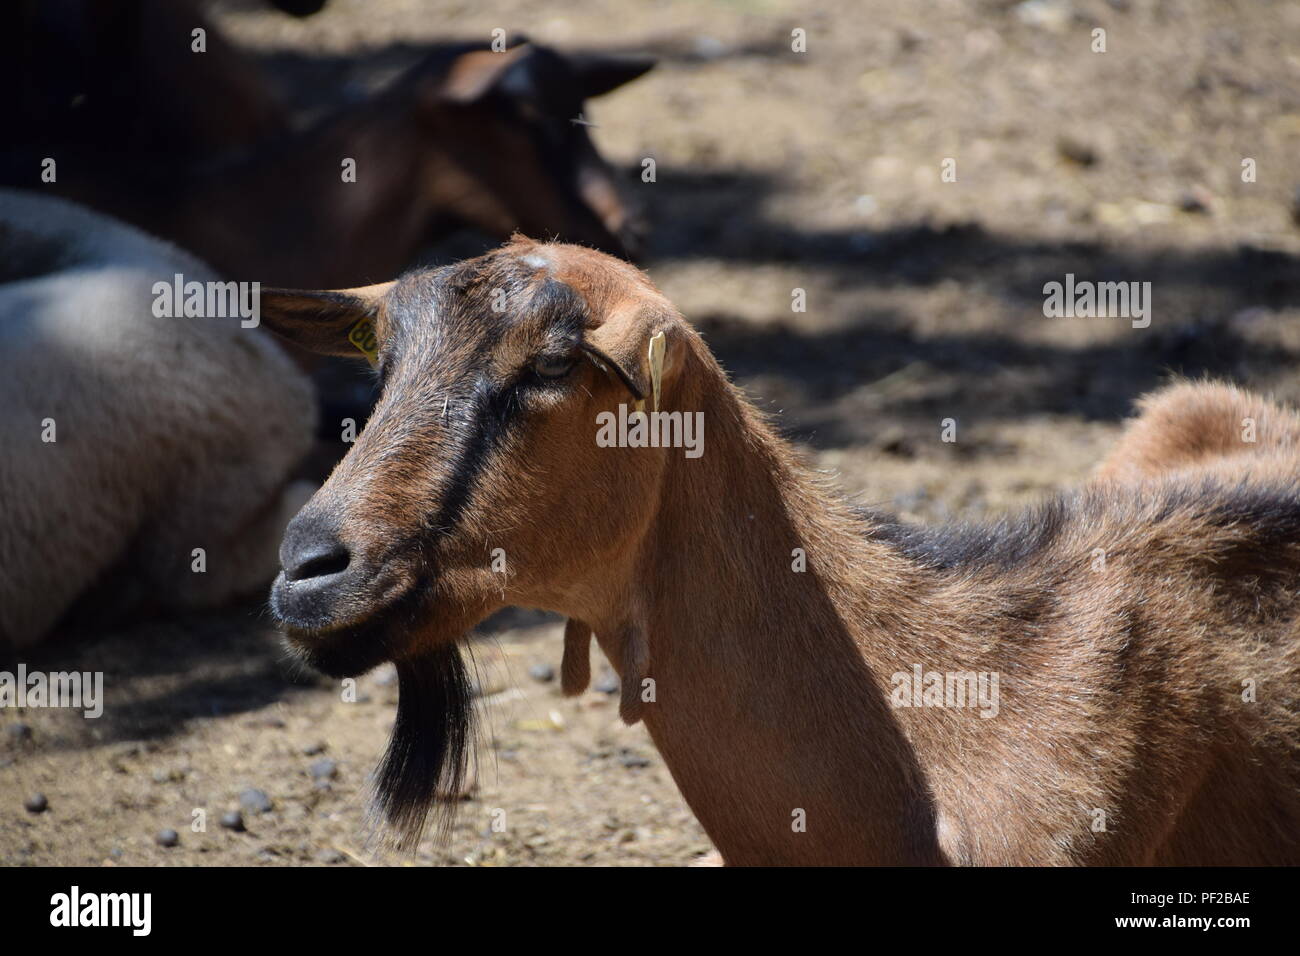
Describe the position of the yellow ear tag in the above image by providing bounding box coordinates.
[347,316,379,368]
[647,331,665,414]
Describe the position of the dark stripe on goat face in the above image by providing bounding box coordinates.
[419,374,513,545]
[365,258,586,552]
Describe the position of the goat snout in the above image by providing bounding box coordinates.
[270,504,421,649]
[271,512,364,631]
[282,531,351,584]
[279,509,351,581]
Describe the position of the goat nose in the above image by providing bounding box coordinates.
[283,538,351,582]
[280,517,351,583]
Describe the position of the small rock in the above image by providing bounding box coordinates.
[618,749,652,769]
[155,829,179,848]
[239,788,273,814]
[1178,186,1213,215]
[1016,0,1073,33]
[876,426,914,458]
[24,792,48,814]
[6,723,33,744]
[691,36,726,60]
[594,671,620,695]
[309,758,338,782]
[301,741,327,756]
[316,848,345,864]
[219,811,246,832]
[1056,135,1097,168]
[896,28,924,53]
[528,663,556,683]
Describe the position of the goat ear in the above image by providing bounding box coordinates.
[439,44,532,103]
[567,52,656,98]
[585,304,681,408]
[259,283,392,360]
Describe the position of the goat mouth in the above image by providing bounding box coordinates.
[277,576,428,679]
[281,616,405,678]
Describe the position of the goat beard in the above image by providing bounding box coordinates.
[370,644,476,852]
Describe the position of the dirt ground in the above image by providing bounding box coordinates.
[3,0,1300,866]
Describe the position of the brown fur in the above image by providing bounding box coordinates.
[123,42,648,287]
[1096,380,1300,482]
[3,12,652,287]
[261,241,1300,865]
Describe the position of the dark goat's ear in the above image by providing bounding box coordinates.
[259,283,392,360]
[567,52,656,98]
[439,45,533,103]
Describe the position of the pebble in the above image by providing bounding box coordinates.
[239,788,274,814]
[24,792,48,814]
[1016,0,1073,32]
[309,758,338,781]
[528,663,556,683]
[1178,186,1213,215]
[619,750,652,769]
[316,848,345,864]
[156,829,179,848]
[594,670,620,694]
[691,36,726,61]
[6,723,33,744]
[302,741,327,756]
[219,811,246,832]
[1056,135,1098,168]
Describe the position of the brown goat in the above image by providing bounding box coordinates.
[120,43,652,287]
[3,9,652,286]
[260,240,1300,865]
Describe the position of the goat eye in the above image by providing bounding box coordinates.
[533,354,577,379]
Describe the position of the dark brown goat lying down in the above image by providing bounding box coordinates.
[3,1,654,287]
[256,239,1299,865]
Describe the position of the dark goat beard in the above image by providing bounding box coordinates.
[372,645,475,850]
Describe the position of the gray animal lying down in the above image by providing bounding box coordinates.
[0,189,317,648]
